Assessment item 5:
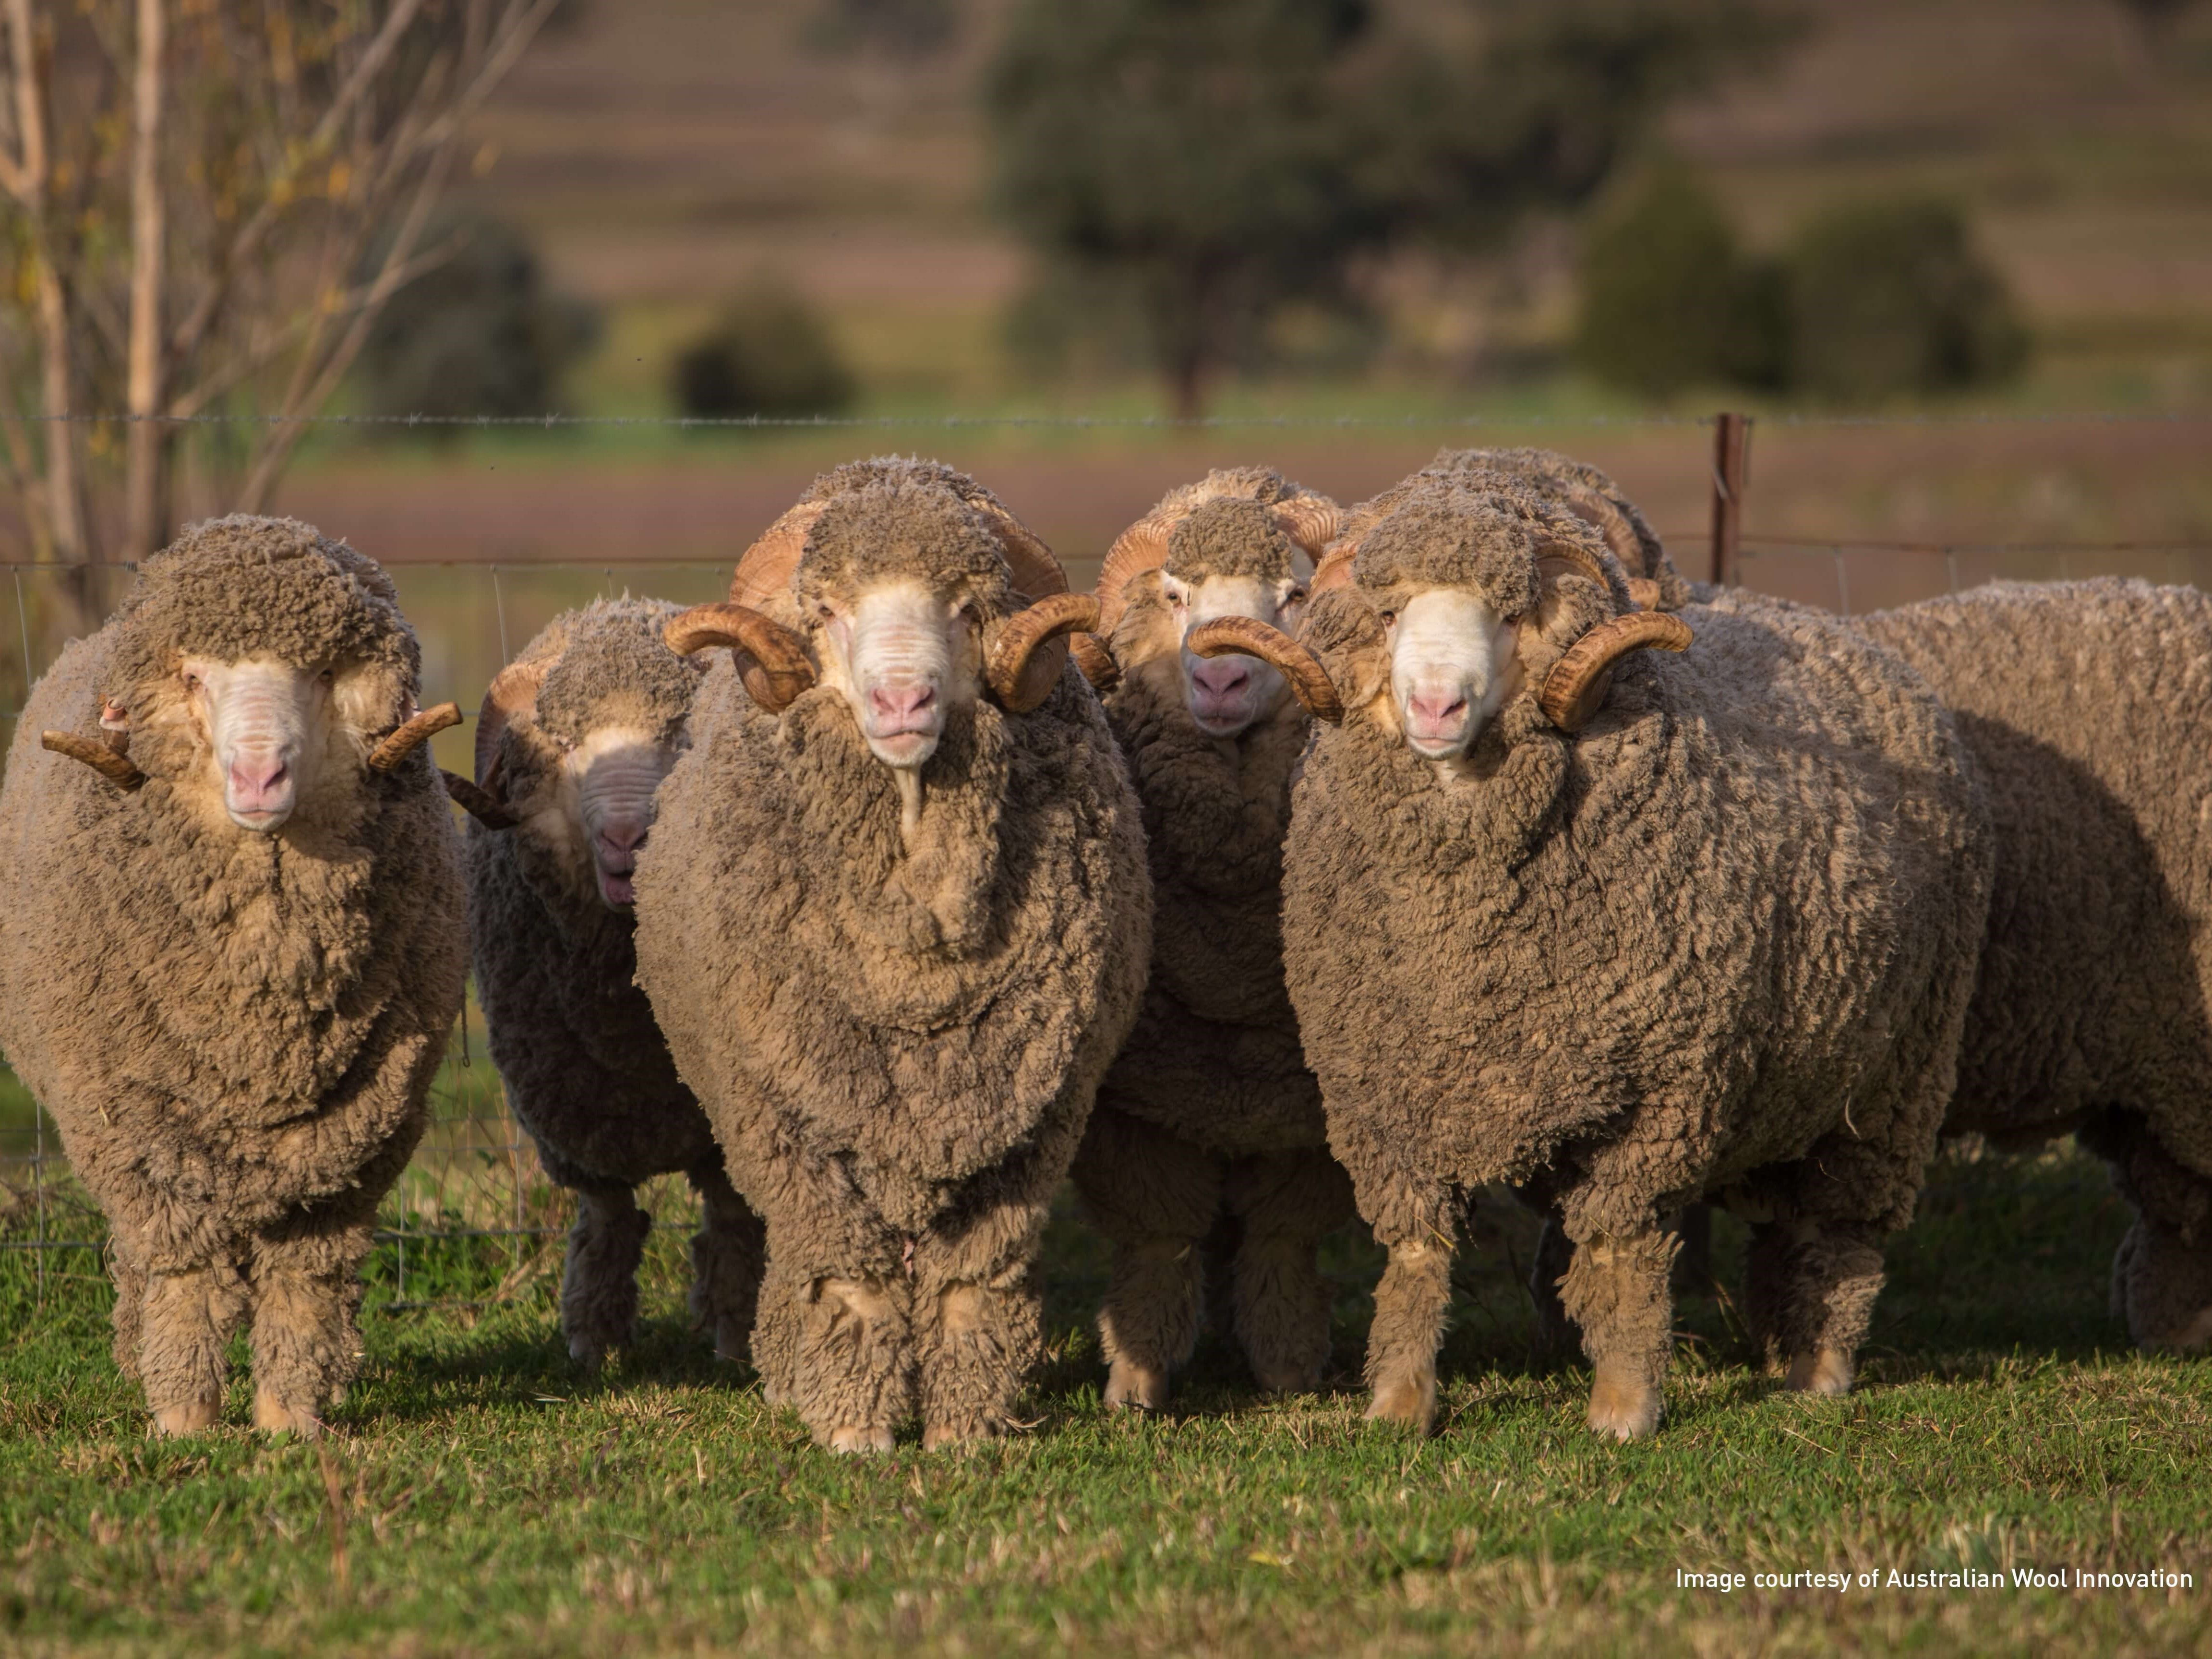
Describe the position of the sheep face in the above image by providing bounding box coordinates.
[1162,570,1304,737]
[807,577,986,770]
[170,651,397,832]
[1374,589,1524,759]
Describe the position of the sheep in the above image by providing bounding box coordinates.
[1198,476,1990,1438]
[1068,469,1353,1410]
[1851,578,2212,1349]
[0,516,467,1437]
[450,598,765,1371]
[631,457,1152,1453]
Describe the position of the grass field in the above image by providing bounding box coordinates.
[3,1140,2209,1657]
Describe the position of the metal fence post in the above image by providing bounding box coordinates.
[1709,412,1751,589]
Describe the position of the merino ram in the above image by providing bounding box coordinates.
[452,599,765,1370]
[633,458,1151,1452]
[0,517,466,1436]
[1855,579,2212,1348]
[1070,469,1353,1409]
[1200,476,1990,1438]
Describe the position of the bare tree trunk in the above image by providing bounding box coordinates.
[124,0,168,560]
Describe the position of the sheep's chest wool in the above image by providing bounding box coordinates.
[1283,590,1990,1250]
[641,656,1149,1238]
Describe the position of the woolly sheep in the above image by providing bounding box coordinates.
[632,458,1151,1453]
[0,517,467,1437]
[452,598,765,1370]
[1070,469,1353,1410]
[1854,579,2212,1348]
[1201,477,1990,1438]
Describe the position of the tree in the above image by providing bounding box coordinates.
[0,0,560,577]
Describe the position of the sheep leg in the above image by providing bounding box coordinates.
[138,1254,248,1435]
[1748,1218,1883,1398]
[687,1162,767,1364]
[1559,1227,1677,1441]
[560,1185,652,1372]
[913,1196,1052,1451]
[1364,1237,1454,1433]
[1526,1212,1577,1370]
[246,1206,379,1437]
[1070,1105,1223,1411]
[1225,1149,1354,1395]
[2081,1112,2212,1350]
[751,1217,913,1454]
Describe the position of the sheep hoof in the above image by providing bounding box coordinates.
[1104,1358,1170,1413]
[922,1418,1000,1452]
[821,1424,894,1455]
[1364,1369,1436,1434]
[252,1387,322,1439]
[1783,1347,1854,1397]
[1586,1368,1661,1442]
[151,1392,224,1436]
[567,1336,607,1376]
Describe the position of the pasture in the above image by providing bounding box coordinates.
[3,1129,2207,1657]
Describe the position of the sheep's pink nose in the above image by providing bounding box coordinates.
[1408,692,1466,729]
[1191,658,1249,697]
[868,683,936,728]
[228,754,288,800]
[596,822,647,867]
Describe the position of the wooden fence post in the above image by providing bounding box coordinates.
[1708,411,1750,588]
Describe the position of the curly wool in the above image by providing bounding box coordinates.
[0,519,465,1422]
[632,464,1151,1443]
[1855,579,2212,1345]
[1436,447,1687,605]
[1283,481,1990,1403]
[467,599,761,1361]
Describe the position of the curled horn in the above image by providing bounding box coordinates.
[1187,616,1344,724]
[1559,488,1646,575]
[664,602,818,713]
[1308,541,1359,596]
[1533,538,1619,601]
[369,702,461,773]
[1624,577,1664,611]
[476,657,551,786]
[986,592,1101,714]
[1069,632,1120,693]
[727,501,823,611]
[41,729,144,790]
[1093,514,1173,640]
[442,770,519,829]
[1538,612,1693,732]
[1270,495,1341,557]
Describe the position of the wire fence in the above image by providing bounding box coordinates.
[3,409,2212,1324]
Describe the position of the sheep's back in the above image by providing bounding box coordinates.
[1284,591,1988,1239]
[1857,579,2212,1169]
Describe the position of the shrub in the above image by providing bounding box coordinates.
[1784,195,2028,403]
[1574,165,1786,398]
[357,215,599,428]
[670,280,857,420]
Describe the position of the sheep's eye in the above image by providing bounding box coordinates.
[815,602,835,622]
[318,667,336,685]
[1378,609,1398,627]
[1287,586,1308,605]
[182,672,200,691]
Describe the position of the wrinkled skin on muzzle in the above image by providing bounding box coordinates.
[1382,589,1523,760]
[567,727,676,908]
[1163,572,1302,738]
[181,655,339,832]
[811,577,983,769]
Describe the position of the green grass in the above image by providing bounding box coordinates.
[3,1146,2209,1657]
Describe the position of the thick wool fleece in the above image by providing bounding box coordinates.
[1074,485,1354,1397]
[1282,482,1990,1427]
[632,464,1150,1447]
[1856,579,2212,1347]
[1434,448,1691,608]
[466,599,764,1363]
[0,517,466,1429]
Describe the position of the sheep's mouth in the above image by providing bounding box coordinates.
[594,857,637,908]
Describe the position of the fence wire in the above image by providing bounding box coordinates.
[3,531,2211,1323]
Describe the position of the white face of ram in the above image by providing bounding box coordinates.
[811,577,982,770]
[562,725,674,909]
[180,653,370,832]
[1161,571,1303,737]
[1382,589,1522,760]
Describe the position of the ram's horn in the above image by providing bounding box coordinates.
[1625,577,1664,611]
[476,657,552,785]
[1070,632,1120,693]
[1538,612,1693,732]
[986,592,1100,713]
[1270,495,1341,555]
[1307,541,1359,596]
[1558,487,1647,575]
[368,703,461,773]
[1533,538,1619,601]
[664,601,818,712]
[981,507,1068,603]
[1094,513,1173,640]
[441,770,519,829]
[42,730,144,790]
[728,501,824,611]
[1186,616,1345,724]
